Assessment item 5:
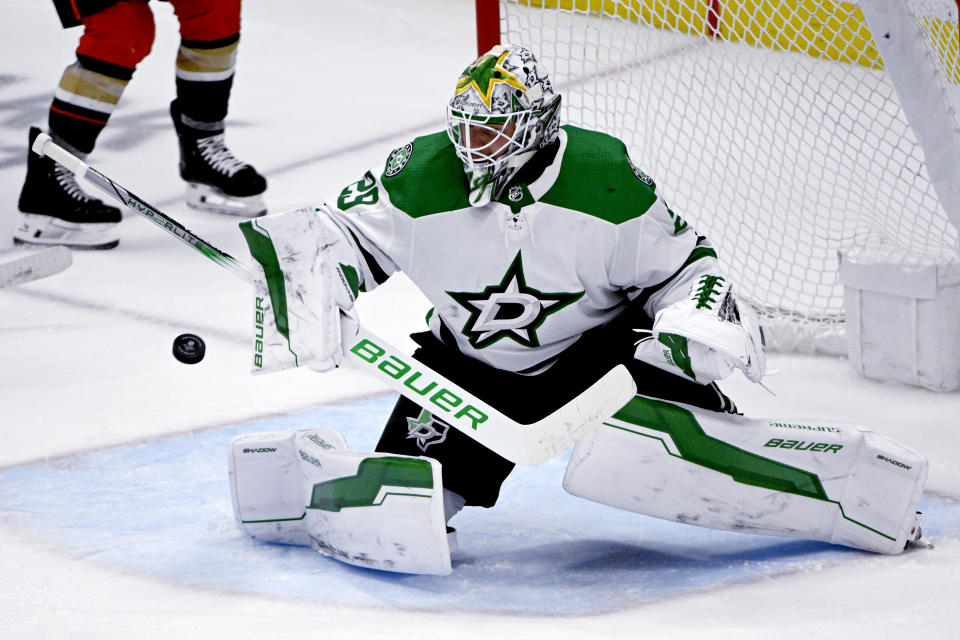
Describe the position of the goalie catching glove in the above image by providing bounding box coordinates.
[635,274,766,384]
[239,206,361,374]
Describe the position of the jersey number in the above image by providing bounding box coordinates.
[338,171,380,210]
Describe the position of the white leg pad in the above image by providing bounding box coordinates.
[563,396,927,554]
[229,427,451,575]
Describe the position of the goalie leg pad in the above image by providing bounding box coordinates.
[229,428,452,575]
[563,396,927,554]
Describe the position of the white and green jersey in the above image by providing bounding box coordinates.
[325,125,720,374]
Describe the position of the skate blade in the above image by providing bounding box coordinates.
[186,183,267,217]
[14,213,120,250]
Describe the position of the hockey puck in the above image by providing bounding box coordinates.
[172,333,205,364]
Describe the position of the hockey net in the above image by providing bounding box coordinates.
[479,0,960,353]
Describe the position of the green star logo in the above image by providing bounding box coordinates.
[455,50,527,110]
[447,251,584,349]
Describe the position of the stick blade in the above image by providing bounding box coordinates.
[0,246,73,288]
[517,364,637,465]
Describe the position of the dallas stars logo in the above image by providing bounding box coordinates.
[406,409,449,452]
[455,50,527,110]
[447,251,583,349]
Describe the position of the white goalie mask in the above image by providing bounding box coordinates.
[446,45,561,207]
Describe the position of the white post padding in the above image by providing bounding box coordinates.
[859,0,960,247]
[563,396,927,554]
[840,245,960,391]
[229,428,452,575]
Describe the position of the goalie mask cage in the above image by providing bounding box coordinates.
[476,0,960,354]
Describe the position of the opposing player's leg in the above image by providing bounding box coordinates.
[168,0,266,216]
[16,0,155,248]
[229,427,453,575]
[563,395,926,553]
[16,127,121,249]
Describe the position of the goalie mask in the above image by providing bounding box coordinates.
[446,45,561,207]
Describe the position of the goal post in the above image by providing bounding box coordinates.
[477,0,503,54]
[475,0,960,356]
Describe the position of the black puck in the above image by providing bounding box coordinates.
[173,333,205,364]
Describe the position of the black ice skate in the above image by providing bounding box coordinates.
[15,127,121,250]
[171,100,267,217]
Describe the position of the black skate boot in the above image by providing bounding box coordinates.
[171,100,266,217]
[15,127,121,250]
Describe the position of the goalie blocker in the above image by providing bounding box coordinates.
[564,396,926,554]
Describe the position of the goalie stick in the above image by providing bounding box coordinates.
[31,132,637,465]
[0,246,73,289]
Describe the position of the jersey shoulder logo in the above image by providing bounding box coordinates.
[626,154,655,187]
[447,251,584,349]
[385,142,413,177]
